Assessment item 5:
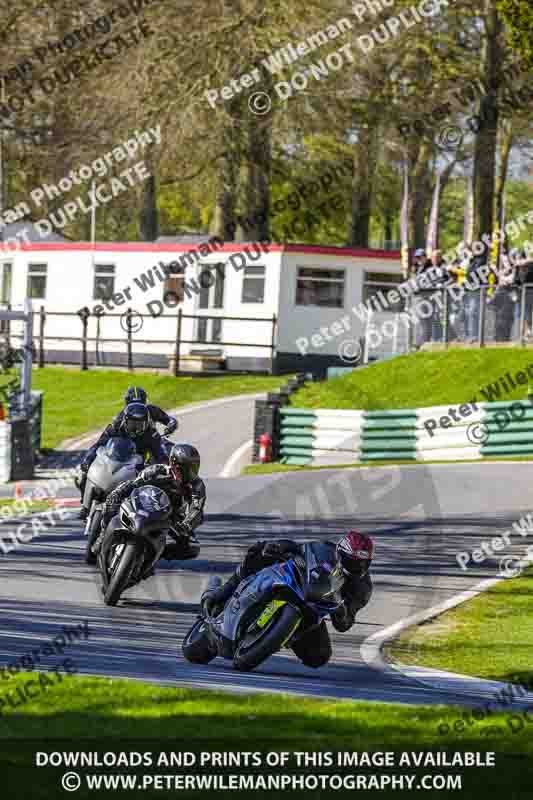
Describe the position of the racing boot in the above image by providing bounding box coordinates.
[162,532,200,561]
[201,573,240,617]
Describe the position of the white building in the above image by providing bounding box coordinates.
[0,225,404,374]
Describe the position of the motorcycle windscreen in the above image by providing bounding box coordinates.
[130,485,171,520]
[104,437,138,463]
[302,541,342,603]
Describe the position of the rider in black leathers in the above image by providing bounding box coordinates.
[77,398,176,517]
[117,386,178,438]
[201,531,374,668]
[93,444,205,563]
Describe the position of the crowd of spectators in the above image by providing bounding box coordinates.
[408,243,533,347]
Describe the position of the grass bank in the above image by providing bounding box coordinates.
[387,566,533,686]
[30,370,285,448]
[292,349,533,410]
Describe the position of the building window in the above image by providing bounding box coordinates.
[27,264,47,299]
[164,272,184,304]
[1,263,12,304]
[242,266,265,303]
[363,271,405,311]
[198,263,224,310]
[295,267,344,308]
[93,265,115,301]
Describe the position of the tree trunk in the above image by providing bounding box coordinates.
[494,118,513,228]
[239,111,272,241]
[348,118,379,248]
[472,0,502,241]
[408,139,432,248]
[139,144,158,241]
[212,99,241,241]
[384,213,393,249]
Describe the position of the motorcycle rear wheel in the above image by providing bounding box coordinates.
[182,618,216,664]
[103,542,138,606]
[233,604,301,672]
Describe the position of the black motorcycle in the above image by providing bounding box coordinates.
[182,541,344,672]
[98,485,174,606]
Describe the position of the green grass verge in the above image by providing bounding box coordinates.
[31,369,285,449]
[242,455,533,475]
[1,674,533,798]
[292,349,533,410]
[386,566,533,685]
[0,499,51,513]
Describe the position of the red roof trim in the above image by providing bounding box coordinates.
[15,241,400,259]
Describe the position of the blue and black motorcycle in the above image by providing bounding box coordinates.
[182,541,344,672]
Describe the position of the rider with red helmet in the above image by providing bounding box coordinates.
[201,530,373,668]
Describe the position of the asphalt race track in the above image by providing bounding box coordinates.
[2,455,533,710]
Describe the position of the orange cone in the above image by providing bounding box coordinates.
[14,484,23,500]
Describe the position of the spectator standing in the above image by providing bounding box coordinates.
[513,249,533,340]
[446,257,468,341]
[494,251,515,342]
[426,249,449,342]
[411,249,431,348]
[464,243,490,343]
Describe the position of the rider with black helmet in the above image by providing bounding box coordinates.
[77,402,170,518]
[201,531,373,668]
[93,443,205,564]
[77,386,178,519]
[122,387,178,436]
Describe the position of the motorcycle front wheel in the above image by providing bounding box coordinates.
[103,542,138,606]
[233,604,301,672]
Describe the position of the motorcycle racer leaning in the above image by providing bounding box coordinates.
[93,443,205,565]
[77,398,176,518]
[201,531,373,668]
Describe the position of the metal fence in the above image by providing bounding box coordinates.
[363,282,533,360]
[6,307,278,374]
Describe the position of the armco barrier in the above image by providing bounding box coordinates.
[279,400,533,465]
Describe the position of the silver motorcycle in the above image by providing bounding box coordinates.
[82,437,144,565]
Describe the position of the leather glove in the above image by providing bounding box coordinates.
[163,419,178,436]
[263,541,284,559]
[143,463,170,481]
[170,521,190,540]
[201,587,225,617]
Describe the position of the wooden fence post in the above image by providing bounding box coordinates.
[38,306,45,368]
[79,307,89,371]
[125,308,133,372]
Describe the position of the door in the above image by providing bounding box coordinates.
[196,263,225,343]
[0,262,12,335]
